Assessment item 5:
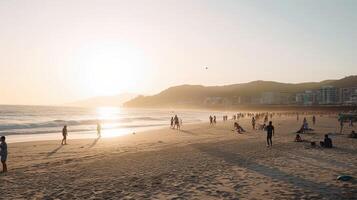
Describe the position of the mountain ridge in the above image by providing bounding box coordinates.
[124,76,357,108]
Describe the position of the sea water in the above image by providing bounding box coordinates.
[0,105,228,143]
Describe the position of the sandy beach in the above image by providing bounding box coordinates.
[1,115,356,199]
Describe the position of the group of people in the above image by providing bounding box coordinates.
[222,115,229,121]
[170,115,182,130]
[209,115,217,125]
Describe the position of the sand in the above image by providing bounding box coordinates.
[1,115,357,199]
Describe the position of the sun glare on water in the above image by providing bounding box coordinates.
[95,107,132,138]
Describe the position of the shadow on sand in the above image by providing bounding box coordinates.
[47,145,63,157]
[193,142,356,199]
[88,137,101,148]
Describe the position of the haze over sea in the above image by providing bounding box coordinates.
[0,105,226,143]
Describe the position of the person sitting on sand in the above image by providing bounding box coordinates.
[349,130,357,138]
[295,134,303,142]
[234,122,245,134]
[61,125,68,145]
[0,136,8,173]
[320,134,333,148]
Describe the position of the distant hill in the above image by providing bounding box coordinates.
[123,76,357,108]
[66,93,138,108]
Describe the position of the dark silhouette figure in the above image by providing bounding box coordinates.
[252,117,256,130]
[266,121,275,147]
[0,136,7,173]
[61,125,68,145]
[295,134,302,142]
[170,117,174,128]
[320,134,333,148]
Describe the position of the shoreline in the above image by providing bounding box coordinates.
[1,116,356,199]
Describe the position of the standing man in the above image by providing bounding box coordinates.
[340,119,344,134]
[61,125,68,145]
[266,121,275,147]
[251,117,256,130]
[170,117,174,128]
[97,122,102,138]
[0,136,7,173]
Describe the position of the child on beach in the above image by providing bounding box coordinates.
[0,136,8,173]
[295,134,303,142]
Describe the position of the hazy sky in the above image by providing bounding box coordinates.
[0,0,356,105]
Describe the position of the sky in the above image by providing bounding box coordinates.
[0,0,356,105]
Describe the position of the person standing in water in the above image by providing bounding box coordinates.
[97,122,102,138]
[0,136,7,173]
[61,125,68,145]
[266,121,275,147]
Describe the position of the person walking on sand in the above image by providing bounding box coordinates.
[0,136,7,173]
[266,121,275,147]
[97,122,102,138]
[252,117,256,130]
[170,117,174,128]
[61,125,68,145]
[312,115,316,126]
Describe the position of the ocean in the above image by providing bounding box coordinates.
[0,105,227,143]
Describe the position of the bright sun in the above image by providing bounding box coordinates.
[74,42,151,96]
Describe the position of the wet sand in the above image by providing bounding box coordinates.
[1,115,357,199]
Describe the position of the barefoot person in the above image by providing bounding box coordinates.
[61,125,68,145]
[0,136,8,173]
[266,121,275,147]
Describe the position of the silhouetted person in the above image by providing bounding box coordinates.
[170,117,174,128]
[213,116,216,124]
[174,115,179,129]
[295,134,302,142]
[61,125,68,145]
[320,134,332,148]
[0,136,7,173]
[312,115,316,125]
[251,117,256,130]
[209,116,213,125]
[97,123,102,138]
[266,121,275,147]
[340,119,344,134]
[349,130,357,138]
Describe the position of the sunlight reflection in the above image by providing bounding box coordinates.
[101,128,133,138]
[95,107,132,138]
